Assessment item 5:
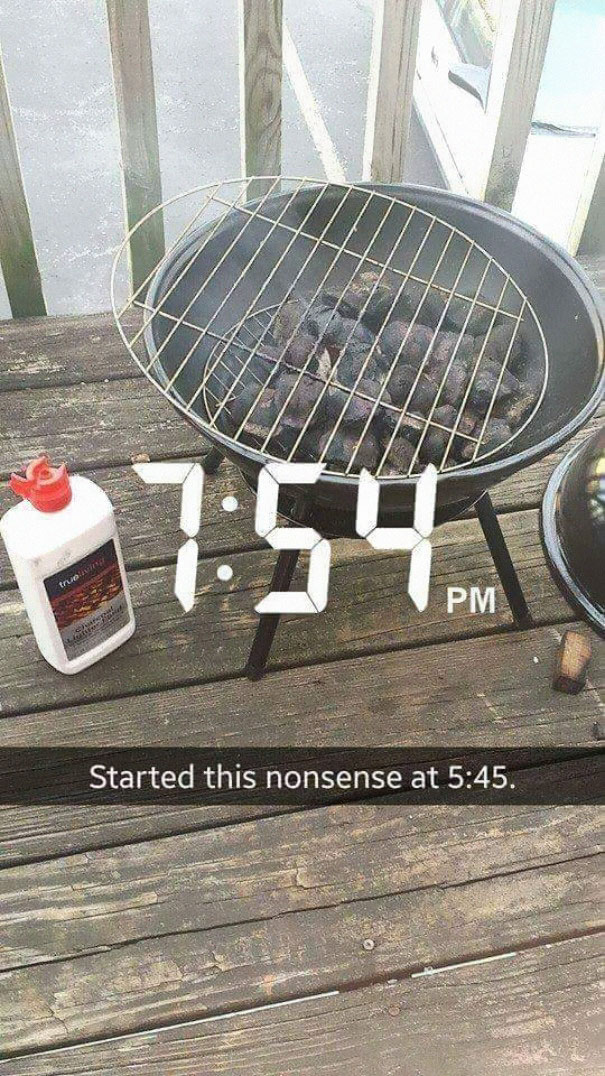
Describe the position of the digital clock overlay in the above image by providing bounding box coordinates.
[133,459,438,616]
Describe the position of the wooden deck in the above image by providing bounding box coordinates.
[0,260,603,1073]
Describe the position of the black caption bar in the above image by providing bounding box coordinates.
[0,747,602,806]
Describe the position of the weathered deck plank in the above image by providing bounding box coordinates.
[0,622,601,864]
[0,507,577,715]
[0,401,602,590]
[0,261,602,1067]
[0,376,205,477]
[7,935,600,1075]
[0,311,140,392]
[0,798,601,1051]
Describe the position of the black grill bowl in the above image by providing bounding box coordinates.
[144,183,605,530]
[541,424,605,635]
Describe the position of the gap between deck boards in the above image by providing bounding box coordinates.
[1,856,598,1058]
[1,929,603,1068]
[4,934,603,1074]
[0,795,602,1052]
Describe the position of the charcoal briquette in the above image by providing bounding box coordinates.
[253,345,284,379]
[352,320,375,347]
[432,403,458,429]
[398,280,445,329]
[505,385,539,426]
[415,403,456,465]
[419,426,449,465]
[379,318,410,360]
[381,435,415,476]
[445,298,493,337]
[386,363,418,407]
[458,441,477,462]
[380,319,439,372]
[474,321,523,370]
[494,364,520,398]
[435,362,468,409]
[346,270,393,331]
[336,377,388,429]
[326,385,371,428]
[321,316,358,356]
[276,372,326,429]
[463,307,493,337]
[290,427,322,462]
[358,377,389,404]
[324,317,376,363]
[378,407,421,448]
[246,390,278,429]
[271,300,305,346]
[319,429,379,473]
[405,323,436,366]
[234,387,282,447]
[468,359,519,409]
[284,332,318,370]
[316,285,361,321]
[408,374,437,414]
[331,273,389,322]
[481,418,512,455]
[303,304,339,340]
[430,330,473,372]
[334,348,382,388]
[445,410,481,462]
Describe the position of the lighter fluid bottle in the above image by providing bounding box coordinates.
[0,456,135,674]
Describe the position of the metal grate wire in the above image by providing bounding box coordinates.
[112,177,548,478]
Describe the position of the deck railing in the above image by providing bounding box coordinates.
[0,0,602,318]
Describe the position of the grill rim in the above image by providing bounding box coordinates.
[114,179,605,490]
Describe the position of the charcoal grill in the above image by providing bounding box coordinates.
[112,178,604,678]
[541,424,605,635]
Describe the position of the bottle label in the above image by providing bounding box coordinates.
[44,539,129,661]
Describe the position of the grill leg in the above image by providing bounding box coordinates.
[204,447,224,475]
[245,548,301,681]
[475,492,532,629]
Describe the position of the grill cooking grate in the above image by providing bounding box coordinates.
[112,177,548,477]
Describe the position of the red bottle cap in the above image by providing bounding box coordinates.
[9,456,72,513]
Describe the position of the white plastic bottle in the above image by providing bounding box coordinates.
[0,456,135,674]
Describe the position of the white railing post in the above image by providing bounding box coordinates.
[363,0,422,184]
[0,42,45,317]
[569,116,605,257]
[106,0,164,292]
[480,0,555,211]
[239,0,283,199]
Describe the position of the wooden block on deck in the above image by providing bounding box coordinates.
[553,630,592,694]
